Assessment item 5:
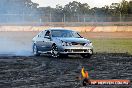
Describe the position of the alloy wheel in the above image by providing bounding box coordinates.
[51,45,59,58]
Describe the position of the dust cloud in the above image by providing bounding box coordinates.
[0,31,37,56]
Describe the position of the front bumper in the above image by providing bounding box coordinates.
[59,46,93,54]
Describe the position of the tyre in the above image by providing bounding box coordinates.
[33,44,40,56]
[51,44,59,58]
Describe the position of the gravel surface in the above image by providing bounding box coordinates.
[0,53,131,88]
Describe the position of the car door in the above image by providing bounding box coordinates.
[43,30,53,52]
[35,31,47,52]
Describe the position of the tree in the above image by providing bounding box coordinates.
[0,0,39,23]
[120,0,129,15]
[78,3,90,15]
[128,1,132,14]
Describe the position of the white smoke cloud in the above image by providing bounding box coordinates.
[0,36,33,56]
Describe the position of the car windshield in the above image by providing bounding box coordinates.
[51,30,82,38]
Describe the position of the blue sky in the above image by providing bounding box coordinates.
[31,0,130,8]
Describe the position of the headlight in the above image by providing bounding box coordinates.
[84,42,92,46]
[62,41,72,46]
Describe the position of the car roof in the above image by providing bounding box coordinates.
[45,28,74,31]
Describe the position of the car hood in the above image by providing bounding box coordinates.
[52,37,90,43]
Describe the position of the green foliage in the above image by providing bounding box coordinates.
[38,0,131,21]
[0,0,131,23]
[128,1,132,14]
[0,0,39,14]
[90,38,132,54]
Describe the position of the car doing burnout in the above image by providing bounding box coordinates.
[32,28,93,58]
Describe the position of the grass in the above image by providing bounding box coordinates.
[88,38,132,55]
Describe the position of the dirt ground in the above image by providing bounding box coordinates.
[0,31,132,88]
[0,53,131,88]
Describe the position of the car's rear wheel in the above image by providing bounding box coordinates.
[51,44,59,58]
[33,44,40,56]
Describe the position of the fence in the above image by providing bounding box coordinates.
[0,14,131,26]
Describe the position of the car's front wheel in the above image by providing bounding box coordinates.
[33,44,40,56]
[51,44,59,58]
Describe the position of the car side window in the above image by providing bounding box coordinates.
[38,31,44,38]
